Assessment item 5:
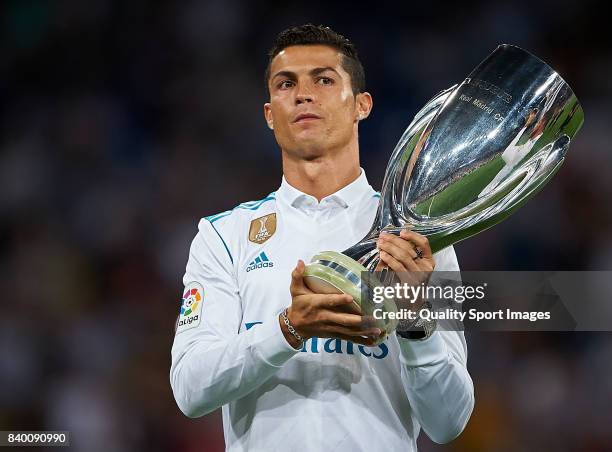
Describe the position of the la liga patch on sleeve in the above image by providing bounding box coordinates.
[176,282,204,334]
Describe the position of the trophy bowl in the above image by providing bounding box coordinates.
[304,44,584,336]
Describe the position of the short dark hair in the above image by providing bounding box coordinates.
[265,24,366,95]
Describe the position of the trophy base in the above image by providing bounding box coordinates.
[303,251,399,340]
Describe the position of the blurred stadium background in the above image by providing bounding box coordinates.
[1,1,611,451]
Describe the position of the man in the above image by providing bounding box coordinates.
[171,24,474,451]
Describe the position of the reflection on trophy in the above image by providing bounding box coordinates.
[304,44,584,334]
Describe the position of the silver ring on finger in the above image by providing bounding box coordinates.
[413,247,424,260]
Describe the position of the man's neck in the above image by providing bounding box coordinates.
[282,146,361,201]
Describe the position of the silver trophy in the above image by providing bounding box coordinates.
[304,44,584,334]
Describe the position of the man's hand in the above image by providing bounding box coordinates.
[375,227,435,286]
[280,260,382,348]
[374,227,436,319]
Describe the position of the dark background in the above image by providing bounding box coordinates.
[1,1,611,451]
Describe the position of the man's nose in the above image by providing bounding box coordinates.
[295,84,314,104]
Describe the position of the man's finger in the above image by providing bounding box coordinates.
[375,257,388,272]
[321,311,376,329]
[379,250,413,273]
[314,293,355,309]
[399,229,433,258]
[290,260,311,296]
[378,235,417,262]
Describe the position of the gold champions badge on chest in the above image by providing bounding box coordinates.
[249,213,276,244]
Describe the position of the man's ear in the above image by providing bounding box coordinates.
[264,103,274,130]
[355,92,373,122]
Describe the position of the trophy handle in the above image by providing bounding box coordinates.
[371,85,458,235]
[423,133,571,252]
[341,85,459,272]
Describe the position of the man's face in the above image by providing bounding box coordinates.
[264,45,371,159]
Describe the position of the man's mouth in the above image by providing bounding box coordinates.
[293,113,321,123]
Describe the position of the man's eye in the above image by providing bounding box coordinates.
[317,77,333,85]
[278,80,294,89]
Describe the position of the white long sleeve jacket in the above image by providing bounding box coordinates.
[170,170,474,451]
